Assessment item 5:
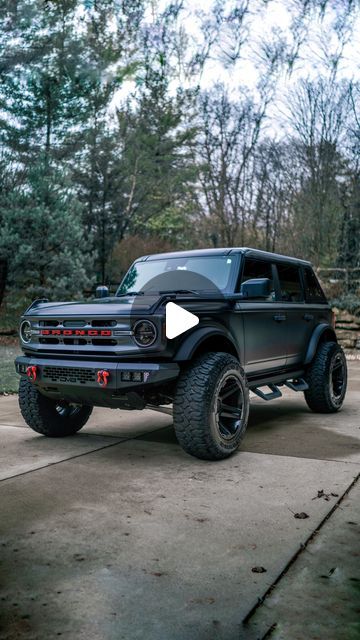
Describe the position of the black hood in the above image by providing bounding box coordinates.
[24,296,161,318]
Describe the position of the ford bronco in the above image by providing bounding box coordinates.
[15,248,347,460]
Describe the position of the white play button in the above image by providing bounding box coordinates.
[165,302,199,339]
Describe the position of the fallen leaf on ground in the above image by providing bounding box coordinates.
[312,489,336,501]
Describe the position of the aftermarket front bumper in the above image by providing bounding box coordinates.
[15,356,180,408]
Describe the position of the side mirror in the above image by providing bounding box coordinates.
[96,285,109,299]
[240,278,271,299]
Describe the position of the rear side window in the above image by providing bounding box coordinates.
[276,263,304,302]
[240,259,275,301]
[303,267,326,303]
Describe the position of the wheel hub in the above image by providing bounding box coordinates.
[330,353,346,402]
[215,373,244,441]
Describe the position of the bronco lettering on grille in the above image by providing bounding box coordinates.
[40,329,112,336]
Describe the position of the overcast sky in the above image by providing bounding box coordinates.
[175,0,359,84]
[112,0,360,137]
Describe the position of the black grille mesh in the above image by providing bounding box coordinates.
[43,366,95,385]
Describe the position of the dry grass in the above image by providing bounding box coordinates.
[0,342,21,394]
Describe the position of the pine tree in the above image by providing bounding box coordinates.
[0,0,87,164]
[112,31,199,249]
[0,159,94,299]
[67,0,145,283]
[0,0,98,293]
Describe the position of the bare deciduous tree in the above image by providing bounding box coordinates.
[197,86,267,245]
[285,77,352,263]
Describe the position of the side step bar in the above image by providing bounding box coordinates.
[251,377,308,401]
[284,378,309,392]
[252,384,282,401]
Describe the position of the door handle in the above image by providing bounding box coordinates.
[303,314,314,321]
[273,314,287,322]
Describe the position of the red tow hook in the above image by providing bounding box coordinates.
[26,365,38,382]
[97,370,110,387]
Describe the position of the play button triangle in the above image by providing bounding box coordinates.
[165,302,199,339]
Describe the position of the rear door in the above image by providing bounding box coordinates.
[239,258,287,375]
[274,262,314,367]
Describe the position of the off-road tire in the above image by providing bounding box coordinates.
[304,341,347,413]
[19,378,93,436]
[173,352,249,460]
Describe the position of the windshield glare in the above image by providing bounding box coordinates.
[117,256,236,295]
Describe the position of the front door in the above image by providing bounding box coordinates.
[237,258,287,376]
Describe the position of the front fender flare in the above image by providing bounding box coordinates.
[304,323,337,365]
[174,325,240,362]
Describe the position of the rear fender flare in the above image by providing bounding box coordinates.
[304,323,337,365]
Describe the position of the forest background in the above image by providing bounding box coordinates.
[0,0,359,323]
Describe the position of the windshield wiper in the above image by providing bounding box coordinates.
[117,289,203,298]
[116,291,145,297]
[158,289,201,296]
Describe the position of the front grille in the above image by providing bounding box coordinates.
[29,316,137,355]
[39,320,59,327]
[91,320,117,327]
[63,320,86,328]
[43,366,95,385]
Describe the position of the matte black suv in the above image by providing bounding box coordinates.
[15,248,347,460]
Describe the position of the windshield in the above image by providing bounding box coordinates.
[117,255,237,295]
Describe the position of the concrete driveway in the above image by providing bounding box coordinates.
[0,363,359,640]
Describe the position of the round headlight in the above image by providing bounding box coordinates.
[133,320,157,347]
[20,320,32,343]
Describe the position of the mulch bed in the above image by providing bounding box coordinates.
[0,335,18,346]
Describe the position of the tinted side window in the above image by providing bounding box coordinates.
[241,259,275,301]
[276,264,304,302]
[303,267,326,303]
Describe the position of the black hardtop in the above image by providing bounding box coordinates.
[137,247,312,266]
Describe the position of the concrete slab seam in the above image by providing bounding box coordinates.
[0,424,172,484]
[241,470,360,633]
[0,423,125,439]
[0,438,125,484]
